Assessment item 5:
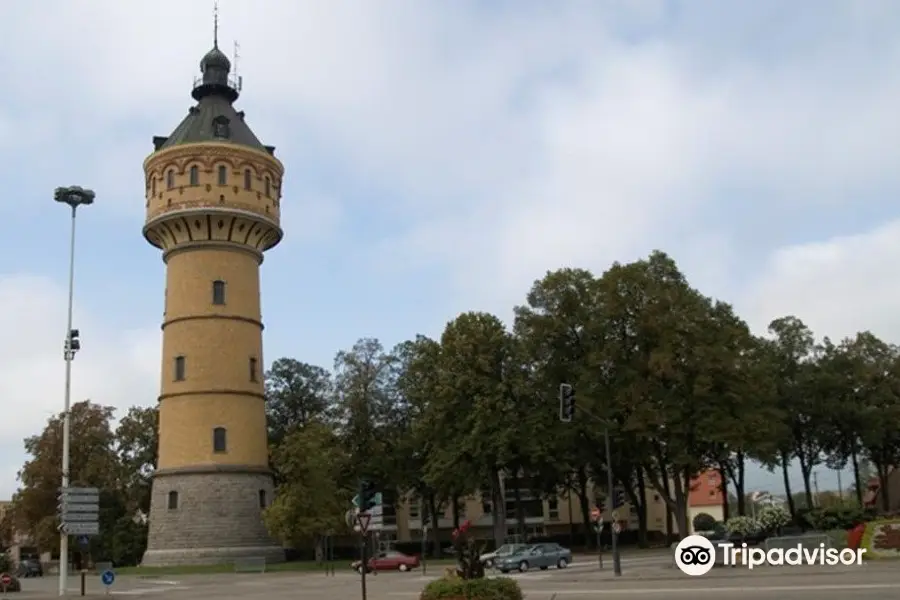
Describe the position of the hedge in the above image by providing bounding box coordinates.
[420,576,523,600]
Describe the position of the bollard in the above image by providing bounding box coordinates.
[81,570,87,596]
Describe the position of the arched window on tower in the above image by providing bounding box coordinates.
[189,166,199,186]
[151,177,156,196]
[166,170,174,189]
[213,427,227,453]
[167,490,179,510]
[258,489,267,509]
[264,176,271,197]
[244,169,252,190]
[218,165,228,185]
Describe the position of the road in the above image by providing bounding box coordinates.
[14,553,898,598]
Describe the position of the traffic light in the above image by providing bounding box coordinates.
[559,383,575,422]
[358,479,381,512]
[64,329,81,360]
[612,488,626,509]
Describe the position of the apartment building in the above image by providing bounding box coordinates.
[376,470,723,543]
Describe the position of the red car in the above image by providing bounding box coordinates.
[352,550,420,572]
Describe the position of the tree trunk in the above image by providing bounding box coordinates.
[635,469,648,548]
[851,450,863,506]
[661,470,674,540]
[576,468,593,549]
[781,452,796,518]
[490,470,506,547]
[451,496,460,530]
[427,494,441,558]
[509,472,526,537]
[875,462,891,512]
[672,468,690,538]
[734,453,746,516]
[798,454,814,509]
[718,465,730,522]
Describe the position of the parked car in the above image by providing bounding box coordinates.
[351,550,420,573]
[17,559,43,578]
[479,543,527,569]
[495,543,572,573]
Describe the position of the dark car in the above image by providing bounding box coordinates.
[17,559,43,578]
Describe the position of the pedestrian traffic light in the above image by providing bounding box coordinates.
[64,329,81,360]
[559,383,575,422]
[612,488,626,508]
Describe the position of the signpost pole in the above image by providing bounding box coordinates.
[603,426,622,576]
[360,528,367,600]
[421,523,428,576]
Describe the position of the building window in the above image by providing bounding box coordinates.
[249,357,258,382]
[547,498,559,521]
[213,116,230,138]
[218,165,227,185]
[166,170,174,189]
[482,500,492,515]
[174,355,186,381]
[244,169,252,190]
[213,427,227,453]
[258,489,267,509]
[189,166,199,185]
[212,280,226,305]
[151,178,156,196]
[264,177,270,197]
[167,491,178,510]
[408,496,420,519]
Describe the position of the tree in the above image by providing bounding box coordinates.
[115,405,158,515]
[265,358,334,444]
[263,421,349,555]
[14,401,119,551]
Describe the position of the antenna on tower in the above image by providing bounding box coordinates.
[213,1,219,47]
[233,41,242,91]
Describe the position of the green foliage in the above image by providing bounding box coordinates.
[725,516,760,537]
[756,505,790,532]
[0,552,11,573]
[420,576,523,600]
[798,506,869,531]
[692,513,717,532]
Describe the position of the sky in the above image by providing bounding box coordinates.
[1,0,899,501]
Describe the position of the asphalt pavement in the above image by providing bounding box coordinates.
[13,552,898,599]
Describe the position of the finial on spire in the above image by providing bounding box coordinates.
[213,1,219,48]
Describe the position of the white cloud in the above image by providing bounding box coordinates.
[742,220,900,341]
[0,275,159,498]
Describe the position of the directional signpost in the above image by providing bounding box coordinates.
[58,487,100,536]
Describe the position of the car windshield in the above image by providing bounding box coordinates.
[497,544,521,555]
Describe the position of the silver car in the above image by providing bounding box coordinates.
[495,543,572,573]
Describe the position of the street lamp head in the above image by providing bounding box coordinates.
[54,186,96,208]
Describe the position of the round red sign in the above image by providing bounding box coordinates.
[0,573,11,586]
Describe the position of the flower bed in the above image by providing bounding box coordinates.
[860,518,900,559]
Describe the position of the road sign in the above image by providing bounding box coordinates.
[100,570,115,586]
[356,512,371,534]
[58,503,100,513]
[590,507,601,521]
[352,492,382,508]
[63,512,99,522]
[61,522,100,535]
[0,573,11,589]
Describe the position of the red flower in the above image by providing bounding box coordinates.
[460,520,472,532]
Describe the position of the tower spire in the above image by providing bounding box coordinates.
[213,1,219,48]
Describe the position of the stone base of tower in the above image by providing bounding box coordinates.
[142,468,284,567]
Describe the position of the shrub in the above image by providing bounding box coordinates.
[420,576,523,600]
[0,552,10,574]
[797,506,868,531]
[725,516,760,538]
[757,505,790,533]
[692,513,717,532]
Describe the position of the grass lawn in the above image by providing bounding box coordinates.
[114,557,457,576]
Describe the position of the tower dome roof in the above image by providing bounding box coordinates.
[201,45,231,72]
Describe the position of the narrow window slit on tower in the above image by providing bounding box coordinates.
[258,489,267,509]
[174,355,186,381]
[249,357,258,382]
[166,170,175,189]
[264,177,270,197]
[212,280,226,305]
[167,491,178,510]
[244,169,252,190]
[189,166,199,185]
[213,427,227,453]
[218,165,228,185]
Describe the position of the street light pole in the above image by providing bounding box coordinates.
[53,186,94,597]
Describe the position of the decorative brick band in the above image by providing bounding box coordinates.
[161,314,264,331]
[153,464,272,478]
[157,389,267,402]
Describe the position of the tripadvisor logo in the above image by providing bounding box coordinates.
[674,534,866,576]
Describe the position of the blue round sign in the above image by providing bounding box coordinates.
[101,570,115,586]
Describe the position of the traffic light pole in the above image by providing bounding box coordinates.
[603,426,622,576]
